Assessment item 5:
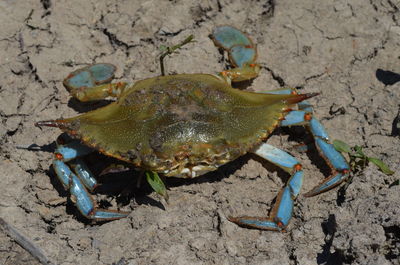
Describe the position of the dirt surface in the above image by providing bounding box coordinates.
[1,0,399,264]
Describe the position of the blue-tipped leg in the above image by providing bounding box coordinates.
[281,110,308,126]
[254,143,299,172]
[70,158,98,191]
[229,143,304,230]
[314,138,349,170]
[305,172,348,196]
[280,109,350,196]
[52,141,130,221]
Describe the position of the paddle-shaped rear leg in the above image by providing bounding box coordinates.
[52,141,130,220]
[229,143,304,230]
[211,26,260,82]
[63,63,127,102]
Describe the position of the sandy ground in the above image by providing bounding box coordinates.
[1,0,399,264]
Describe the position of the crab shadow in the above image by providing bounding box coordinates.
[67,97,113,113]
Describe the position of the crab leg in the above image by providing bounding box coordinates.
[229,143,303,230]
[63,63,127,102]
[280,110,350,196]
[69,158,98,191]
[211,26,260,82]
[261,88,350,194]
[52,142,129,220]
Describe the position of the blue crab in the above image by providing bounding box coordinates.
[35,26,350,230]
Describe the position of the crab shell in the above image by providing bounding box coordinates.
[52,73,309,178]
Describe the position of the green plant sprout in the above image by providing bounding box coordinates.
[146,171,169,202]
[333,140,397,187]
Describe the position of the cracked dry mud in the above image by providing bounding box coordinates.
[1,1,399,265]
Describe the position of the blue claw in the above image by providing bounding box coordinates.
[89,64,116,83]
[212,26,252,50]
[64,63,116,91]
[212,26,256,67]
[230,45,257,68]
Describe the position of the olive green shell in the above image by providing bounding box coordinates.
[57,74,299,177]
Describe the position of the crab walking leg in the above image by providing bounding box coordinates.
[69,158,98,191]
[281,110,350,196]
[55,143,97,190]
[229,143,304,230]
[53,142,129,220]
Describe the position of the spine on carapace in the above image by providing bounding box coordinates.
[285,93,319,105]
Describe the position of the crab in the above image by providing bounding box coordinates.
[35,26,350,230]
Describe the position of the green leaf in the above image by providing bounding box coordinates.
[354,145,366,158]
[146,171,169,201]
[367,157,395,175]
[333,140,351,153]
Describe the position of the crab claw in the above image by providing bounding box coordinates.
[211,26,260,82]
[63,63,116,92]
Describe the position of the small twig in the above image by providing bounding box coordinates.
[0,217,56,265]
[159,35,194,76]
